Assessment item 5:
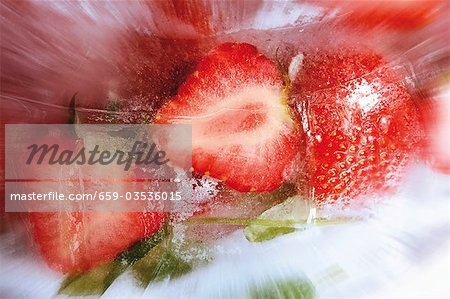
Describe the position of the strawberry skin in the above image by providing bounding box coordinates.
[156,43,300,192]
[30,211,165,274]
[23,137,166,274]
[291,47,423,204]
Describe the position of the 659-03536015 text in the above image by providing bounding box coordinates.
[9,191,182,201]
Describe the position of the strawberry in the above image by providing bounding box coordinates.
[30,211,165,274]
[290,47,423,204]
[22,136,166,273]
[155,43,300,192]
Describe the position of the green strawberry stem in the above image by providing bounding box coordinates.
[183,216,358,228]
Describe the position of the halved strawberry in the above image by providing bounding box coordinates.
[155,43,300,192]
[30,211,165,274]
[290,47,424,204]
[22,136,166,274]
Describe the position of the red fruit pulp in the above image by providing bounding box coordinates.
[156,43,301,192]
[20,136,167,273]
[30,211,165,273]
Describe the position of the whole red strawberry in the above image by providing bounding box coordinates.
[290,47,423,204]
[155,43,300,192]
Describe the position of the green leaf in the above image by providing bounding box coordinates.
[132,241,166,286]
[117,225,169,265]
[132,226,192,287]
[133,248,192,287]
[58,262,116,296]
[249,277,315,299]
[244,196,311,242]
[153,251,192,281]
[58,226,168,296]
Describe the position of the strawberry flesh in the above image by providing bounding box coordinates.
[30,211,165,273]
[156,43,300,192]
[23,137,166,274]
